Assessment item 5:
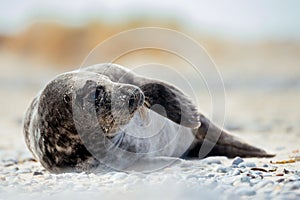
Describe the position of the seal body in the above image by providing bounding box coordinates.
[24,64,274,173]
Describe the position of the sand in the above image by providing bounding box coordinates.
[1,53,300,199]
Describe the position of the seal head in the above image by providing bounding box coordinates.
[24,71,145,172]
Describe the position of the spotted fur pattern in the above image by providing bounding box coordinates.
[24,64,274,173]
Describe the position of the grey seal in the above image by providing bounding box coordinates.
[23,63,274,173]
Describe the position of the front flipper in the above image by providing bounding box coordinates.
[140,82,201,129]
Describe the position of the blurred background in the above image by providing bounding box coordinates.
[0,0,300,154]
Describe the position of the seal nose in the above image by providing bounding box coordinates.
[128,88,144,113]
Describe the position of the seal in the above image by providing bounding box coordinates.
[23,63,274,173]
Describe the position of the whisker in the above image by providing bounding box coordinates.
[110,131,124,147]
[138,106,148,122]
[144,100,151,108]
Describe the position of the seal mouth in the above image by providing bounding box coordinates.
[138,106,151,126]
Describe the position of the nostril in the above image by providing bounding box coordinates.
[128,94,135,108]
[128,88,144,113]
[133,89,144,103]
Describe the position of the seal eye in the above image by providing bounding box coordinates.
[86,86,105,103]
[63,94,71,103]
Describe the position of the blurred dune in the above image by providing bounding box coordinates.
[0,21,181,68]
[0,21,299,77]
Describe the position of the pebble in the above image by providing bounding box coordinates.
[262,164,269,168]
[262,173,273,177]
[276,173,284,176]
[16,168,32,174]
[231,169,241,176]
[287,175,300,182]
[238,162,256,168]
[232,157,244,166]
[245,162,257,168]
[250,178,262,185]
[222,176,237,185]
[252,170,263,175]
[43,174,53,180]
[216,166,228,173]
[202,158,222,165]
[2,158,18,167]
[240,176,250,183]
[289,182,300,190]
[33,171,43,176]
[276,178,285,183]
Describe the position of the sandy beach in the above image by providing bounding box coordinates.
[1,45,300,199]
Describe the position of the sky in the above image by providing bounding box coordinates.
[0,0,300,40]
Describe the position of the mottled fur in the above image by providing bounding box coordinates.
[23,63,274,173]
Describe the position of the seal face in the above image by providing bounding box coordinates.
[24,64,274,173]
